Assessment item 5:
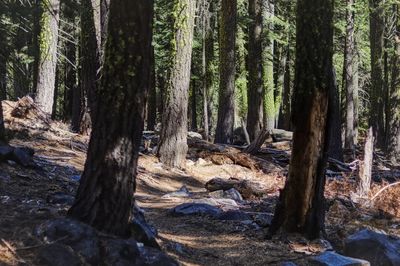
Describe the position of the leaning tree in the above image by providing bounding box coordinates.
[68,0,153,236]
[269,0,334,239]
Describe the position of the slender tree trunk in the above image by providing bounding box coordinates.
[369,0,386,147]
[269,0,333,239]
[344,0,358,152]
[191,82,198,131]
[215,0,237,144]
[68,0,153,236]
[246,0,263,141]
[35,0,60,114]
[278,46,291,130]
[158,0,196,168]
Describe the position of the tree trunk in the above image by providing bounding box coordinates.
[269,0,333,239]
[191,81,197,131]
[344,0,358,152]
[328,68,344,161]
[358,127,374,197]
[278,46,291,130]
[68,0,153,236]
[146,46,157,131]
[158,0,196,168]
[246,0,263,141]
[214,0,237,144]
[387,7,400,164]
[263,0,275,131]
[35,0,60,114]
[80,0,101,128]
[369,0,386,147]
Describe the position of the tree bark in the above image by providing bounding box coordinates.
[278,46,291,130]
[215,0,237,144]
[369,0,386,147]
[387,7,400,164]
[35,0,60,115]
[246,0,263,141]
[269,0,333,239]
[158,0,196,168]
[146,46,157,131]
[68,0,153,236]
[344,0,358,151]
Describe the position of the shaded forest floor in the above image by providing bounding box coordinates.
[0,99,400,265]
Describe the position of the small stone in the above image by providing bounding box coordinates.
[253,213,273,227]
[309,251,370,266]
[162,186,191,199]
[223,188,243,201]
[170,203,221,217]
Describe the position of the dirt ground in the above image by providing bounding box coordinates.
[0,99,400,266]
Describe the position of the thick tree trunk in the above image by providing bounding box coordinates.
[328,68,344,161]
[215,0,237,144]
[263,0,275,131]
[344,0,358,151]
[387,9,400,164]
[269,0,333,239]
[146,46,157,131]
[68,0,153,236]
[158,0,196,168]
[246,0,263,141]
[369,0,386,147]
[35,0,60,114]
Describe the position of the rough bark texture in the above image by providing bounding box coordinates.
[158,0,196,168]
[358,128,374,197]
[79,0,101,131]
[387,10,400,164]
[269,0,333,239]
[328,68,344,161]
[246,0,264,141]
[35,0,60,114]
[263,0,275,131]
[146,46,157,131]
[344,0,358,151]
[215,0,236,144]
[68,0,153,236]
[369,0,386,147]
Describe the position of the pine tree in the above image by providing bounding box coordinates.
[68,0,153,236]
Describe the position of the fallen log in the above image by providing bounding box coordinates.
[205,177,275,199]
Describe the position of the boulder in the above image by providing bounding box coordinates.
[253,213,273,227]
[170,203,221,217]
[344,229,400,266]
[309,251,370,266]
[37,243,83,266]
[188,131,203,139]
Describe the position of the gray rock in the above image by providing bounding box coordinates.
[170,203,221,217]
[217,210,251,221]
[162,185,191,199]
[344,229,400,266]
[36,218,100,264]
[224,188,243,201]
[194,198,238,209]
[131,205,159,249]
[37,243,83,266]
[46,192,75,205]
[188,131,203,139]
[309,251,370,266]
[139,245,179,266]
[253,213,273,227]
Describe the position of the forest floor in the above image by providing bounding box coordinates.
[0,98,400,266]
